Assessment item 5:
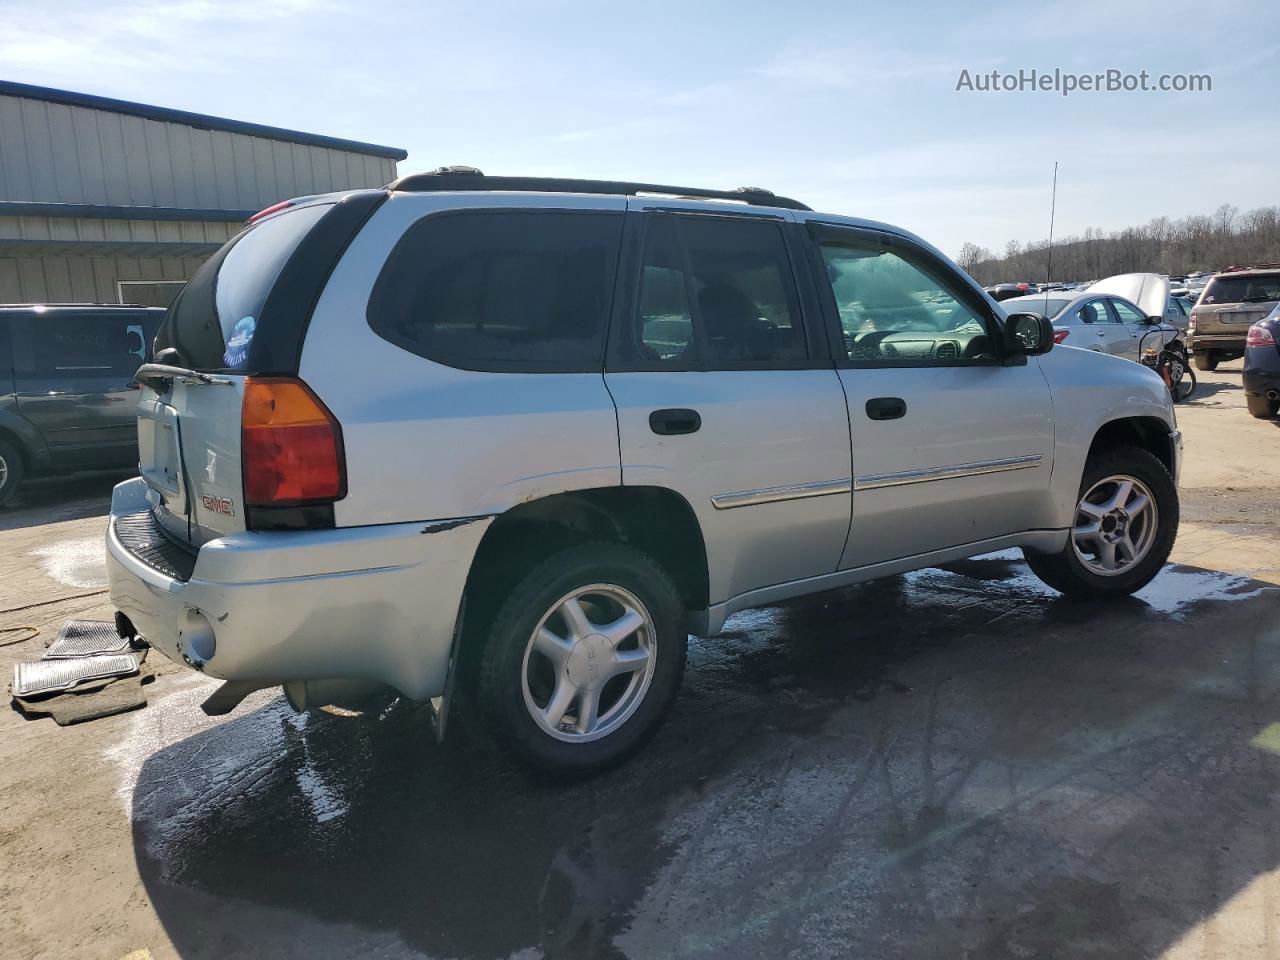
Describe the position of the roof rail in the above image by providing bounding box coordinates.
[386,167,811,211]
[1222,262,1280,273]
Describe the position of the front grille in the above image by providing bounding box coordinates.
[115,510,197,582]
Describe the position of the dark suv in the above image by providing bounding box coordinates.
[1188,266,1280,370]
[0,304,164,505]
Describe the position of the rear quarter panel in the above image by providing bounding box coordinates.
[300,192,625,526]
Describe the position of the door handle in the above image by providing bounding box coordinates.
[649,408,701,436]
[865,397,906,421]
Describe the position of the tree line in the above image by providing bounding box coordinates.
[957,204,1280,286]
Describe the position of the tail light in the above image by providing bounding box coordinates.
[1187,315,1197,332]
[1053,328,1071,344]
[246,199,294,224]
[242,377,346,506]
[1247,324,1276,347]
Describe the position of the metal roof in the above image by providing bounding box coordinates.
[0,80,407,161]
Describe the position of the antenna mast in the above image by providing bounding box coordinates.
[1045,161,1059,285]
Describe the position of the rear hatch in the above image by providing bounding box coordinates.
[138,198,351,547]
[1193,271,1280,334]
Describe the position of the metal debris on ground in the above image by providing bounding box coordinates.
[9,619,154,724]
[43,618,133,659]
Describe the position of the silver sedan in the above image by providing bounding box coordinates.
[1002,291,1179,361]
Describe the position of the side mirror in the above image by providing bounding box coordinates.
[1004,312,1055,356]
[1146,315,1162,325]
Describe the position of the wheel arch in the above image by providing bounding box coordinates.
[1088,415,1175,476]
[455,486,709,683]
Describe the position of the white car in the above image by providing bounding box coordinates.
[1001,273,1183,359]
[107,170,1182,775]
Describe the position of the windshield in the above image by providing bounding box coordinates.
[1003,297,1070,319]
[1201,273,1280,305]
[155,203,332,371]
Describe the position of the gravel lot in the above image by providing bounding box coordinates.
[2,361,1278,960]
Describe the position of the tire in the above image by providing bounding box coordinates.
[475,542,687,777]
[0,437,25,508]
[1170,364,1196,403]
[1246,393,1280,419]
[1193,351,1218,371]
[1023,444,1178,600]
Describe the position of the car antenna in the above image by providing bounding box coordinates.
[1044,160,1059,316]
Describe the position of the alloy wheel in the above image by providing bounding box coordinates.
[520,583,658,743]
[1071,474,1159,576]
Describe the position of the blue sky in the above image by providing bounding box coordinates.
[2,0,1277,258]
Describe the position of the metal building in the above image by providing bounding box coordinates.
[0,80,406,306]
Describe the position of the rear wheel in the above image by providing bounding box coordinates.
[1246,393,1279,419]
[0,438,25,508]
[476,542,687,777]
[1023,445,1178,599]
[1193,351,1219,371]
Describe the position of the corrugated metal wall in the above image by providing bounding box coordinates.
[0,254,206,304]
[0,93,398,209]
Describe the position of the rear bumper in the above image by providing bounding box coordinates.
[1188,333,1246,353]
[105,478,492,700]
[1242,367,1280,397]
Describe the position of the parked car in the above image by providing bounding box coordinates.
[1188,265,1280,370]
[985,282,1030,301]
[105,171,1182,776]
[0,304,164,505]
[999,273,1181,361]
[1243,307,1280,418]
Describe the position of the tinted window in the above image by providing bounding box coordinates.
[620,214,805,368]
[12,314,153,377]
[819,236,994,364]
[157,203,331,372]
[368,210,623,371]
[1110,299,1146,324]
[1202,273,1280,304]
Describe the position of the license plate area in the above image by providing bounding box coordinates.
[137,397,186,513]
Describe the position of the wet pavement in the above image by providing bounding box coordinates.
[106,553,1279,960]
[3,363,1280,959]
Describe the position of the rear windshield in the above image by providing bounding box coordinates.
[1003,297,1070,318]
[1201,273,1280,305]
[155,203,331,371]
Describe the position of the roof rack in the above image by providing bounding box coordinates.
[386,166,811,211]
[1222,262,1280,273]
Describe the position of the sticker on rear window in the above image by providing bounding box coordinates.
[223,315,256,369]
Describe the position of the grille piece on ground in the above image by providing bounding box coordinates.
[43,619,132,659]
[12,654,140,698]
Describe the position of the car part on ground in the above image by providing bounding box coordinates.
[12,651,141,697]
[43,619,135,659]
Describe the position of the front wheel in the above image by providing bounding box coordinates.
[1023,445,1178,599]
[476,542,687,777]
[1247,393,1280,419]
[1169,360,1196,402]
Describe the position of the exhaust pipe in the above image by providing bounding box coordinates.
[283,678,389,713]
[1267,390,1279,402]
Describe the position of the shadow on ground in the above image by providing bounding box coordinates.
[130,552,1280,959]
[0,470,130,532]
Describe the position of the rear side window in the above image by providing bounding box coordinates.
[157,203,332,372]
[367,210,624,371]
[11,314,152,377]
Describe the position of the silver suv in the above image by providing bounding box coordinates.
[107,170,1182,775]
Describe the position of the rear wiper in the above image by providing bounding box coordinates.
[134,363,234,390]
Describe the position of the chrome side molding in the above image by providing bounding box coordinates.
[711,477,851,510]
[854,455,1043,491]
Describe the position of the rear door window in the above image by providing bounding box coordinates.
[366,210,624,372]
[156,203,332,372]
[615,213,807,369]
